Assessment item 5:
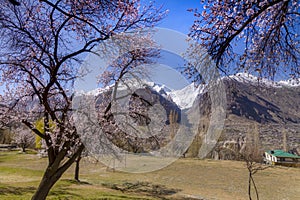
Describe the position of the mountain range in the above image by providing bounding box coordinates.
[81,73,300,159]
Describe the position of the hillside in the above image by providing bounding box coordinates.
[186,74,300,159]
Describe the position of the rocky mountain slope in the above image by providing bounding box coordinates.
[186,73,300,159]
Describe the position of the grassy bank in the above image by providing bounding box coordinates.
[0,151,299,199]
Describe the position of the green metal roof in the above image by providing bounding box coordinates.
[266,150,300,159]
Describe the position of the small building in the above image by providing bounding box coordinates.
[264,150,300,167]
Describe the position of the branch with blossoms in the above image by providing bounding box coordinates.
[189,0,300,79]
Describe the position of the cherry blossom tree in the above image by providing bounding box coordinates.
[189,0,300,79]
[0,1,164,199]
[13,124,35,152]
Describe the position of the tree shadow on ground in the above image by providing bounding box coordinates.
[0,180,83,199]
[0,186,36,195]
[47,179,89,198]
[48,188,82,199]
[63,179,91,185]
[102,181,181,199]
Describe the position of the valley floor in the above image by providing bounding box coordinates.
[0,151,299,200]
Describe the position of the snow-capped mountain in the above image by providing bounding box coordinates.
[168,73,300,110]
[145,82,205,110]
[77,73,300,112]
[79,81,204,110]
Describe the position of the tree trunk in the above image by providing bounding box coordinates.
[31,144,84,200]
[31,167,63,200]
[74,156,81,182]
[21,145,26,153]
[250,173,259,200]
[248,172,252,200]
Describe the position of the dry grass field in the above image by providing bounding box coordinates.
[0,151,299,200]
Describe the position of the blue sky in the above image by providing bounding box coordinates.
[152,0,200,34]
[128,1,203,91]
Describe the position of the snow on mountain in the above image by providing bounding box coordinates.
[146,82,173,96]
[128,81,203,110]
[228,73,300,87]
[168,83,204,109]
[278,79,300,87]
[76,85,112,96]
[229,73,259,82]
[143,81,202,109]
